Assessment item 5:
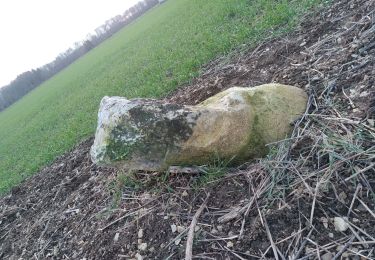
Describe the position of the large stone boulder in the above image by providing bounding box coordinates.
[91,84,307,171]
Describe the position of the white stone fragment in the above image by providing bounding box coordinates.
[334,217,349,232]
[171,224,177,233]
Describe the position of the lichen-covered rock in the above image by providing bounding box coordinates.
[91,84,307,171]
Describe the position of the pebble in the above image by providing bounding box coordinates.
[53,246,59,256]
[171,224,177,233]
[138,243,147,251]
[177,226,185,233]
[356,204,366,212]
[322,252,333,260]
[334,217,349,232]
[305,247,314,254]
[182,190,189,197]
[227,241,234,248]
[114,232,120,242]
[338,191,347,202]
[217,225,223,232]
[138,229,144,239]
[320,217,328,229]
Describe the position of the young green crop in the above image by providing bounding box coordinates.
[0,0,323,194]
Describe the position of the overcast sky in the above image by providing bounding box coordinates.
[0,0,140,87]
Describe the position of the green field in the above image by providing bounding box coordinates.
[0,0,323,193]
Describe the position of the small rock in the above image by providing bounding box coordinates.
[138,229,144,239]
[334,217,349,232]
[322,252,333,260]
[336,245,344,252]
[356,204,367,212]
[329,233,334,238]
[171,224,177,233]
[320,217,328,229]
[227,241,234,248]
[217,225,223,232]
[359,91,370,98]
[53,246,59,256]
[135,253,143,260]
[138,243,147,251]
[137,239,142,245]
[177,226,185,233]
[352,108,360,114]
[140,193,151,203]
[163,215,169,220]
[175,238,181,246]
[305,247,314,254]
[351,247,359,253]
[182,190,189,197]
[338,192,347,202]
[194,226,200,232]
[114,232,120,242]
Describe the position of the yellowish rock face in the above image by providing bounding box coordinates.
[91,84,308,171]
[174,89,254,164]
[174,84,308,164]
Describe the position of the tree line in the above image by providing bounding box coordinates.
[0,0,160,112]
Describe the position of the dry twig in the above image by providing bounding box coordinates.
[185,192,211,260]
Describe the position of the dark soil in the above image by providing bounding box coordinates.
[1,0,375,259]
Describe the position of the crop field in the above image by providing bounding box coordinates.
[0,0,323,193]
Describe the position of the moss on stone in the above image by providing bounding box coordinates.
[107,124,138,161]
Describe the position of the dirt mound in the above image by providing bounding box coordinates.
[1,0,375,259]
